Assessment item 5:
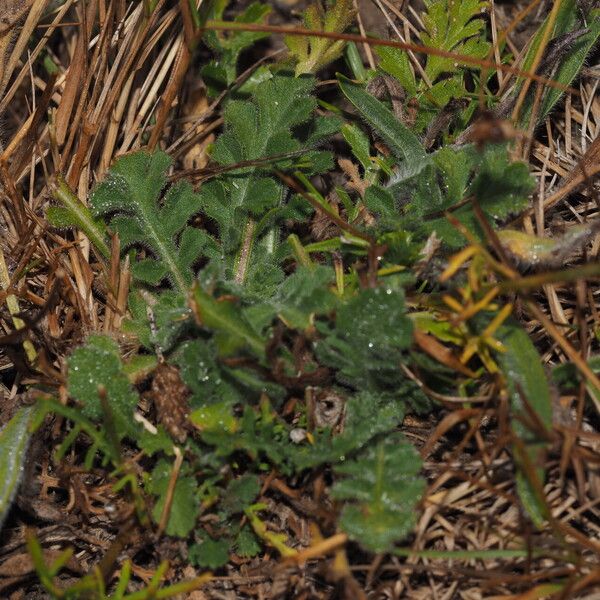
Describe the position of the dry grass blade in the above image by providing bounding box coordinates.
[0,0,32,98]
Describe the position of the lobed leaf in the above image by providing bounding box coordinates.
[201,72,337,281]
[285,0,356,76]
[148,459,200,537]
[292,392,405,470]
[332,433,425,552]
[202,1,272,93]
[383,144,535,248]
[420,0,490,83]
[91,151,209,293]
[189,536,230,569]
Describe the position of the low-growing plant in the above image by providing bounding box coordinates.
[2,0,600,596]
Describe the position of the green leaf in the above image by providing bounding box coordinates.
[363,184,398,226]
[341,123,374,174]
[148,459,200,537]
[137,426,176,457]
[48,178,110,258]
[496,320,553,528]
[470,145,535,219]
[220,475,261,516]
[91,151,210,293]
[68,335,138,439]
[334,286,412,350]
[197,402,293,475]
[539,12,600,122]
[191,285,265,357]
[189,402,239,434]
[234,526,261,557]
[174,340,242,408]
[375,47,417,96]
[124,290,190,353]
[278,267,337,326]
[176,340,283,413]
[332,433,425,552]
[496,319,553,434]
[39,399,114,468]
[225,403,289,466]
[373,0,489,127]
[518,3,600,127]
[189,536,230,569]
[202,1,272,91]
[420,0,490,83]
[285,0,356,75]
[339,76,427,170]
[384,143,534,248]
[270,265,337,330]
[292,392,405,470]
[202,72,336,282]
[123,354,158,384]
[552,356,600,389]
[0,406,40,530]
[315,287,429,412]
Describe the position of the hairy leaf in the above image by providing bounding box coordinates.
[148,459,200,537]
[195,400,297,475]
[220,474,261,517]
[316,287,428,412]
[202,72,337,282]
[125,290,191,353]
[285,0,356,76]
[292,392,405,470]
[375,47,417,97]
[245,265,337,332]
[339,77,427,170]
[235,526,261,557]
[420,0,490,83]
[68,335,139,439]
[91,151,215,292]
[384,144,534,247]
[174,340,242,408]
[332,433,425,552]
[496,320,553,528]
[189,536,230,569]
[0,406,40,531]
[202,0,272,92]
[377,0,489,130]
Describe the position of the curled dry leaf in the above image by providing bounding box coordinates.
[498,220,600,269]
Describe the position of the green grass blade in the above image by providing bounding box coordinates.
[0,405,40,530]
[496,319,553,528]
[50,177,110,259]
[191,284,265,357]
[518,2,600,127]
